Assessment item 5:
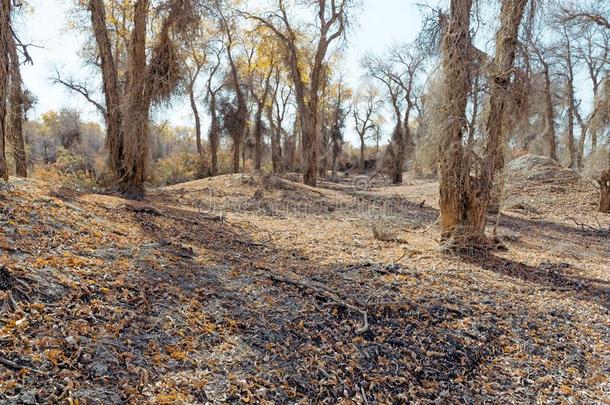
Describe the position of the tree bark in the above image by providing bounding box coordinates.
[120,0,149,197]
[0,0,10,181]
[7,27,26,178]
[541,63,558,161]
[188,83,203,159]
[208,90,220,176]
[438,0,527,248]
[598,169,610,213]
[564,32,577,169]
[89,0,125,183]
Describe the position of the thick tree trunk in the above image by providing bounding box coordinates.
[301,109,318,186]
[0,1,10,181]
[438,0,526,248]
[232,134,241,173]
[7,28,26,178]
[120,0,149,197]
[89,0,125,183]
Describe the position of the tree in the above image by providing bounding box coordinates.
[63,0,200,196]
[206,46,224,176]
[0,0,11,180]
[248,0,353,186]
[437,0,529,249]
[267,67,292,173]
[7,5,28,178]
[353,85,382,173]
[216,5,249,174]
[530,41,559,161]
[362,45,422,184]
[558,27,578,169]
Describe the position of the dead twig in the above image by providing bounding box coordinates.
[0,356,43,375]
[268,273,370,335]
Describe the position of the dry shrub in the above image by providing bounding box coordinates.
[150,152,203,187]
[583,148,610,178]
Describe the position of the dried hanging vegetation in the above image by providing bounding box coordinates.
[437,0,529,251]
[89,0,200,197]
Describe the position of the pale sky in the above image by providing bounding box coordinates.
[16,0,425,144]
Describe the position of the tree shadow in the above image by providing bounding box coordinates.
[462,253,609,309]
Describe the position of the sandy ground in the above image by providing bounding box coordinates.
[0,169,608,404]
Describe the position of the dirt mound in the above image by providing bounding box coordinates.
[506,154,580,184]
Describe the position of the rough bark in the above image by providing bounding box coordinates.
[7,27,26,177]
[208,90,220,176]
[0,0,10,181]
[563,31,576,169]
[598,169,610,213]
[120,0,150,196]
[252,69,273,171]
[89,0,125,183]
[541,63,558,161]
[438,0,527,248]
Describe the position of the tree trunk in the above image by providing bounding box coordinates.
[541,64,558,161]
[89,0,125,183]
[565,37,576,169]
[189,83,203,160]
[120,0,149,197]
[7,27,26,178]
[301,109,318,186]
[253,105,263,171]
[267,105,280,173]
[391,122,404,184]
[598,169,610,213]
[208,92,219,176]
[438,0,526,248]
[359,136,365,174]
[0,0,10,181]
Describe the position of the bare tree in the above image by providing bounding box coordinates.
[267,67,292,173]
[530,40,559,161]
[353,85,381,173]
[247,0,353,186]
[206,47,224,176]
[557,27,578,169]
[362,45,422,184]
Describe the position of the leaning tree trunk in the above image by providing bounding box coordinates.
[189,82,203,163]
[0,0,10,181]
[7,27,26,178]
